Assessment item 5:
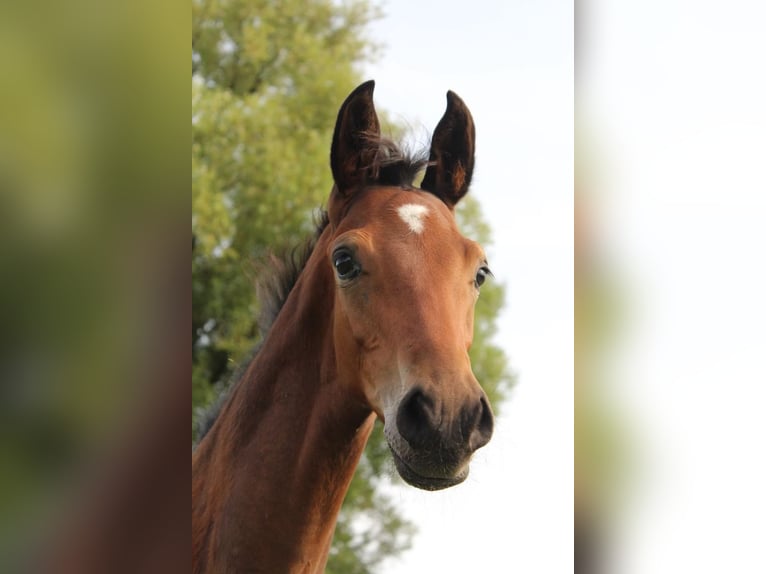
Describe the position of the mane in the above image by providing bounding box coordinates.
[361,132,431,187]
[194,136,428,446]
[193,211,329,445]
[254,210,331,334]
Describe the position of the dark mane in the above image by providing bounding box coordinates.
[255,210,330,334]
[361,132,431,187]
[194,211,330,445]
[194,137,428,446]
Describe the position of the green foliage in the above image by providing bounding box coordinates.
[456,197,515,411]
[192,1,512,571]
[192,0,379,407]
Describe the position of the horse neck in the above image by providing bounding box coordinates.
[192,230,376,574]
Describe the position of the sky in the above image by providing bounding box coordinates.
[364,1,574,572]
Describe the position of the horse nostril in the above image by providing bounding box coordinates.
[467,395,494,451]
[396,387,439,449]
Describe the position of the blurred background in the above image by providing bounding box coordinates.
[578,0,766,571]
[1,0,188,571]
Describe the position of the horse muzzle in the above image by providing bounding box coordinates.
[384,385,494,491]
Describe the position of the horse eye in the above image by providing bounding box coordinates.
[475,266,492,288]
[333,250,361,280]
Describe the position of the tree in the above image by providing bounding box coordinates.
[192,1,512,570]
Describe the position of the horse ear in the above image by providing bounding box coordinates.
[420,91,475,208]
[330,80,380,195]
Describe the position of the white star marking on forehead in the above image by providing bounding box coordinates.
[397,203,429,234]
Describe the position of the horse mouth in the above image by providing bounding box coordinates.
[390,449,469,491]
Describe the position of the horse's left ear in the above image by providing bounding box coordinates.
[421,91,475,209]
[330,80,380,195]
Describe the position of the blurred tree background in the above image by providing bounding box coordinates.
[192,0,513,571]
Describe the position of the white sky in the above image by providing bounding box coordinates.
[365,1,574,572]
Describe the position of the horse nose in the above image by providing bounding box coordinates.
[396,386,494,453]
[396,387,439,450]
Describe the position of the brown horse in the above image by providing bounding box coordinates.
[192,80,494,573]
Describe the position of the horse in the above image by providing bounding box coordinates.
[192,80,494,573]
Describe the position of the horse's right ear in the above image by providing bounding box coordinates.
[330,80,380,195]
[420,91,475,209]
